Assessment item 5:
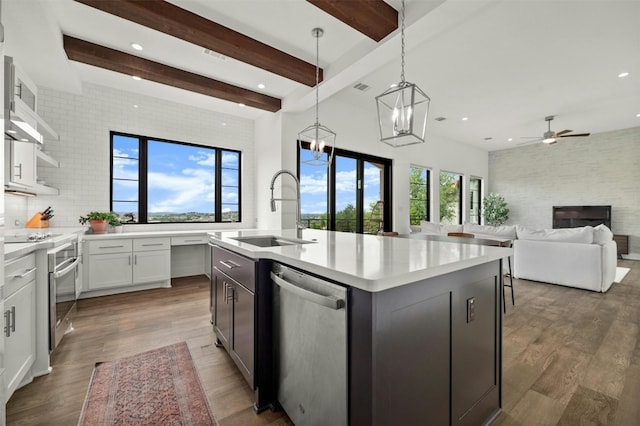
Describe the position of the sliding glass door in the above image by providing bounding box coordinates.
[299,143,392,234]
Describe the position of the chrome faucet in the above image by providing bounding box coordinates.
[270,169,304,239]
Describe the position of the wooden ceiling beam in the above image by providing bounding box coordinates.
[74,0,321,87]
[306,0,398,42]
[63,35,281,112]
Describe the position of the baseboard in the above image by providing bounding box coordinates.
[622,253,640,261]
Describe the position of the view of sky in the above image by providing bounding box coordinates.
[299,150,382,215]
[112,135,239,215]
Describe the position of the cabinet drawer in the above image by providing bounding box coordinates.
[212,246,255,292]
[88,239,132,255]
[4,253,37,298]
[171,235,208,246]
[134,237,171,252]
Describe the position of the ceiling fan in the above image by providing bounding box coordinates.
[519,115,590,145]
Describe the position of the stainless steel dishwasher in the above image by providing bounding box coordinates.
[271,263,348,426]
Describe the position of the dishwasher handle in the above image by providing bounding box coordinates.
[271,271,345,310]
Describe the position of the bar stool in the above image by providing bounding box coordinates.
[502,242,515,313]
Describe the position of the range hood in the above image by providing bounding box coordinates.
[4,56,58,144]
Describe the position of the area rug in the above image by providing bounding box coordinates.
[614,267,630,283]
[78,342,216,425]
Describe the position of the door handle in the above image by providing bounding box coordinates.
[271,272,345,310]
[11,306,16,333]
[4,310,11,337]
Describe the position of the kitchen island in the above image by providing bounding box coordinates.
[209,229,512,425]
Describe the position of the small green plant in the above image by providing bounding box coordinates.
[482,193,509,226]
[79,211,119,225]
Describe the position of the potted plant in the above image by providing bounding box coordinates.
[79,211,119,234]
[109,215,124,233]
[482,193,509,226]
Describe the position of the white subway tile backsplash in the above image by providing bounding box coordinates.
[6,82,255,231]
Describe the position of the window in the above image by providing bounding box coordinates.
[469,177,482,225]
[409,166,430,225]
[111,132,241,223]
[439,171,462,225]
[298,143,392,234]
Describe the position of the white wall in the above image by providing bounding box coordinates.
[489,126,640,258]
[5,83,256,231]
[260,95,489,234]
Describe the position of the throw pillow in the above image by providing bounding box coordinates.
[516,225,594,244]
[420,221,442,235]
[593,224,613,245]
[464,223,516,239]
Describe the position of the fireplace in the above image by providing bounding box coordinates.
[552,205,611,230]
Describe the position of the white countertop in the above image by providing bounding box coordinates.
[4,228,85,260]
[209,229,513,292]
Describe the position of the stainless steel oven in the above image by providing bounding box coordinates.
[48,240,80,351]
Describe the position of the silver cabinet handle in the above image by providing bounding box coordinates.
[4,310,11,337]
[134,254,137,265]
[183,239,204,243]
[11,307,16,333]
[271,272,345,310]
[99,245,125,249]
[14,163,22,179]
[53,257,80,279]
[11,267,36,279]
[219,260,240,269]
[141,243,164,247]
[128,255,131,266]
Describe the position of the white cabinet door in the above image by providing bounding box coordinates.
[5,141,36,188]
[88,253,133,290]
[133,250,170,284]
[4,279,36,401]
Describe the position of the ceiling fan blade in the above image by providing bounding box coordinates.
[555,129,572,136]
[559,133,590,138]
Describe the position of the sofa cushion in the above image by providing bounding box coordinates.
[516,225,594,244]
[419,221,463,235]
[464,223,517,239]
[593,224,614,245]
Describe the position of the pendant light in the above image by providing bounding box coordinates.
[375,0,430,147]
[298,28,336,167]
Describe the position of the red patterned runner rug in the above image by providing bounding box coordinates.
[78,342,216,425]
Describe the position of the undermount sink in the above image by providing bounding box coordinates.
[230,235,315,248]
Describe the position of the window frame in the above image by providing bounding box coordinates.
[469,176,482,225]
[297,141,393,233]
[110,131,241,224]
[409,165,431,225]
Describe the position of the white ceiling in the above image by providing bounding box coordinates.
[3,0,640,151]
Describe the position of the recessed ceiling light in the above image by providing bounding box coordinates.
[508,138,513,142]
[7,129,16,134]
[133,104,139,109]
[462,117,468,121]
[238,103,246,107]
[20,138,28,142]
[257,83,265,89]
[130,42,143,51]
[618,72,629,78]
[132,76,142,81]
[221,122,227,126]
[390,83,397,88]
[636,113,640,117]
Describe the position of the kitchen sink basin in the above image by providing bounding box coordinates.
[230,235,315,247]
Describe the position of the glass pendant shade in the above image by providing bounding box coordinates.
[298,123,336,166]
[376,81,430,147]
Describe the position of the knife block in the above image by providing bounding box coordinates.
[26,212,49,228]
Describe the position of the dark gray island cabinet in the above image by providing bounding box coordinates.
[350,260,502,425]
[209,230,506,425]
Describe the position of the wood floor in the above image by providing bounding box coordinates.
[6,261,640,425]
